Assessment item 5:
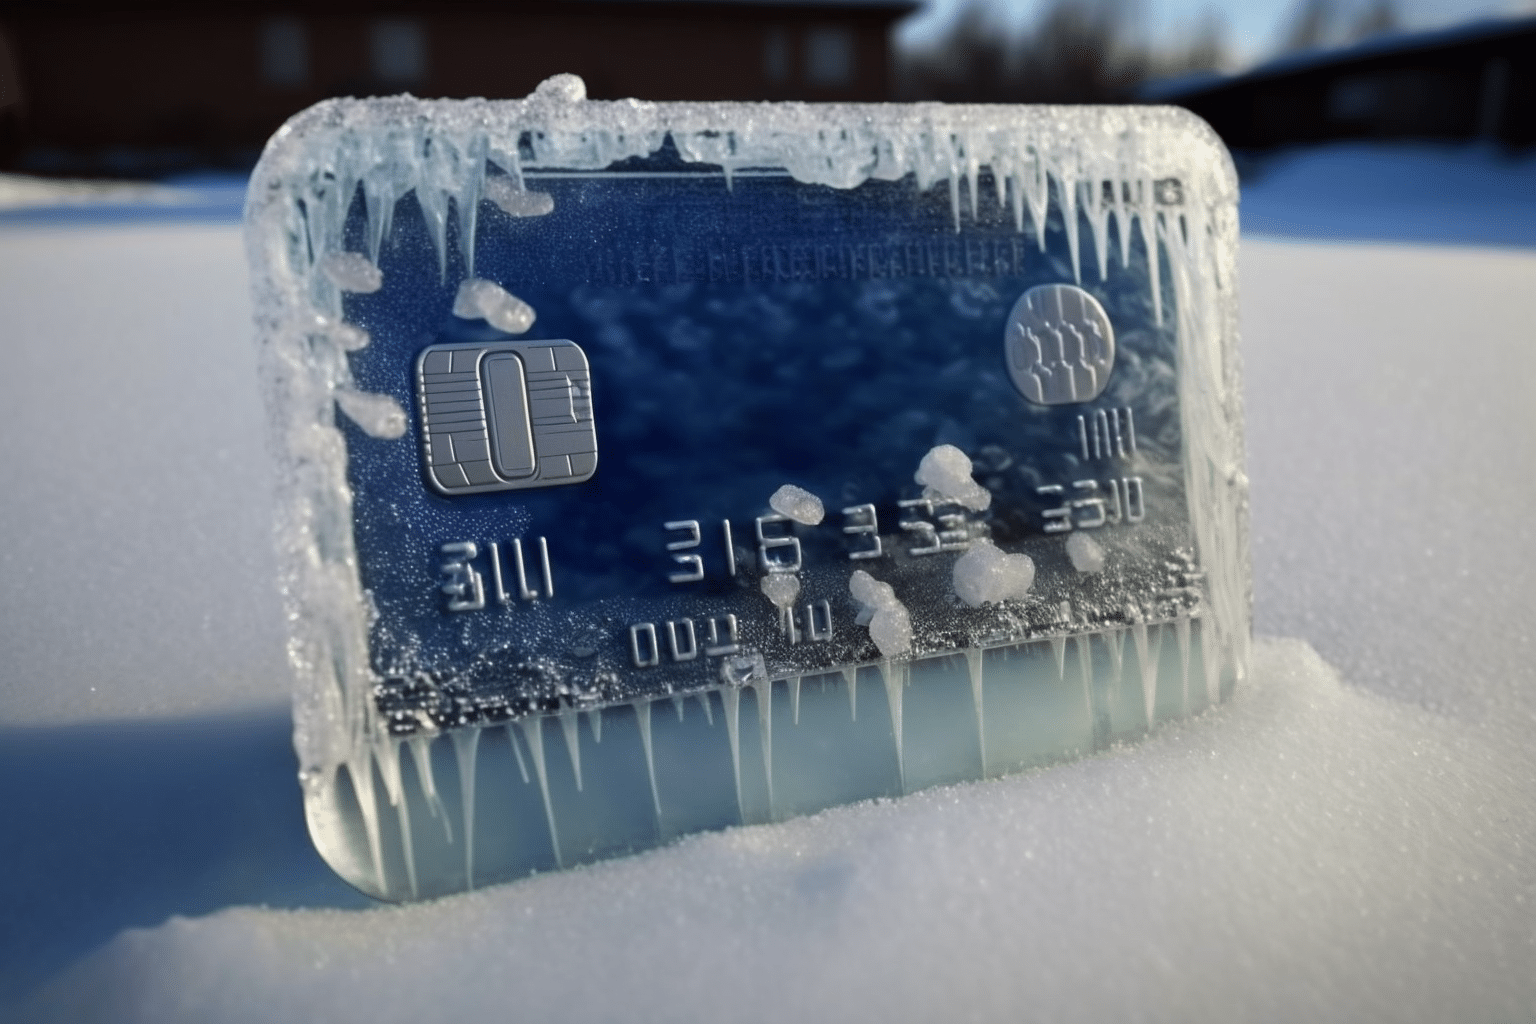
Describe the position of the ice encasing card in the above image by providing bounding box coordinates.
[247,76,1249,901]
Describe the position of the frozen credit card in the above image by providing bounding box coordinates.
[246,76,1250,901]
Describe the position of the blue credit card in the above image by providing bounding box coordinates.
[248,84,1249,900]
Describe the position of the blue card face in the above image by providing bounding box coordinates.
[337,156,1191,731]
[250,91,1248,899]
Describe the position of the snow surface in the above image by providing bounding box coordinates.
[3,144,1536,1021]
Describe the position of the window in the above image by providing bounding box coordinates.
[805,26,854,87]
[371,19,427,86]
[260,17,308,88]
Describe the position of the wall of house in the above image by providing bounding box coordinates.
[0,2,908,174]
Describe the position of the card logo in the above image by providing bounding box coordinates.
[1005,284,1116,406]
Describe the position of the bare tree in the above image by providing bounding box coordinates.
[900,0,1229,103]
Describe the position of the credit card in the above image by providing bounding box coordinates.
[247,78,1250,900]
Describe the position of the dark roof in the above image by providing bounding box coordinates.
[1144,14,1536,101]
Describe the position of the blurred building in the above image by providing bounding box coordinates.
[1147,16,1536,151]
[0,0,915,175]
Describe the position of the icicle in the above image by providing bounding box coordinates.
[1074,635,1095,721]
[449,728,480,889]
[1060,175,1082,284]
[408,734,452,842]
[1085,178,1110,281]
[1020,153,1049,250]
[842,666,858,721]
[1050,636,1067,680]
[507,724,530,783]
[516,718,562,868]
[1112,180,1133,270]
[1202,621,1222,705]
[375,740,417,899]
[698,689,714,726]
[1142,191,1164,325]
[1175,614,1192,710]
[1133,621,1164,726]
[558,710,583,791]
[966,154,980,222]
[671,694,686,722]
[634,700,662,821]
[585,708,603,743]
[881,660,906,790]
[965,648,985,772]
[948,174,962,233]
[789,675,801,726]
[347,752,386,896]
[454,135,487,277]
[752,681,775,814]
[1104,626,1126,685]
[722,686,744,821]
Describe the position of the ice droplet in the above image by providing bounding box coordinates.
[532,72,586,103]
[484,176,555,217]
[915,444,991,511]
[334,387,406,439]
[760,573,801,610]
[319,251,382,293]
[453,278,536,334]
[1066,532,1106,573]
[849,569,912,658]
[952,540,1035,608]
[769,484,824,525]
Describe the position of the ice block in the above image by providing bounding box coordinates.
[245,75,1249,901]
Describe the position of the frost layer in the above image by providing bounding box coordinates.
[244,77,1246,808]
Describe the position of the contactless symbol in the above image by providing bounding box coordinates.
[1004,284,1116,405]
[416,340,597,495]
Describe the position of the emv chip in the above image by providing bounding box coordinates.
[417,340,597,494]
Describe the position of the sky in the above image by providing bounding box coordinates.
[896,0,1536,69]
